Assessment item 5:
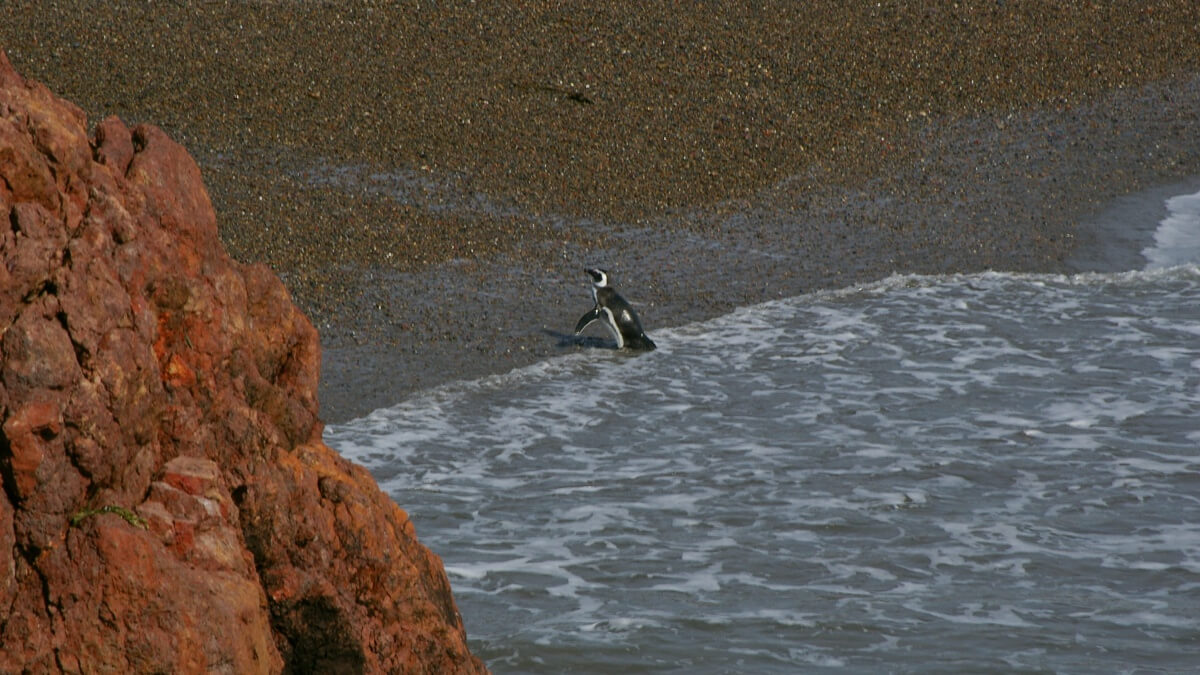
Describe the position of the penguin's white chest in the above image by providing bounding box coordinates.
[599,306,624,348]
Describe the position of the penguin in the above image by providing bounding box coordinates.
[574,267,656,351]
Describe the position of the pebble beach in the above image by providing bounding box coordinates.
[4,3,1199,421]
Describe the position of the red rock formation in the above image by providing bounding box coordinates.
[0,51,486,673]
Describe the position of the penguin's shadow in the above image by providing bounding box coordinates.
[543,329,619,350]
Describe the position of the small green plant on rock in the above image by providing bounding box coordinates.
[70,505,148,530]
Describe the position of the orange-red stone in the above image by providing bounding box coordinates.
[0,50,486,673]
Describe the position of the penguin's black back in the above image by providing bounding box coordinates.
[597,287,655,350]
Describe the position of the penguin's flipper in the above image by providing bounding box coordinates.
[574,307,603,334]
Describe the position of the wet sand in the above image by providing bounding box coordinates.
[1067,176,1200,273]
[4,4,1199,421]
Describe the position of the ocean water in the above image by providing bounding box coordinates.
[326,190,1200,673]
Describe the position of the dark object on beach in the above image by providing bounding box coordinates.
[528,82,595,104]
[575,268,657,351]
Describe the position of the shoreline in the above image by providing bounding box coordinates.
[316,176,1200,423]
[318,76,1200,422]
[1067,176,1200,273]
[3,6,1198,422]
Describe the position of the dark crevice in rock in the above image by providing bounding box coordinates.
[0,430,21,509]
[274,596,366,675]
[19,279,56,304]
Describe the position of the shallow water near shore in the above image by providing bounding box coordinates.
[327,193,1200,672]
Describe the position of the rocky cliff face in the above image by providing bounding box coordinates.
[0,51,485,673]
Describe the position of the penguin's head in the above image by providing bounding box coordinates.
[585,268,610,287]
